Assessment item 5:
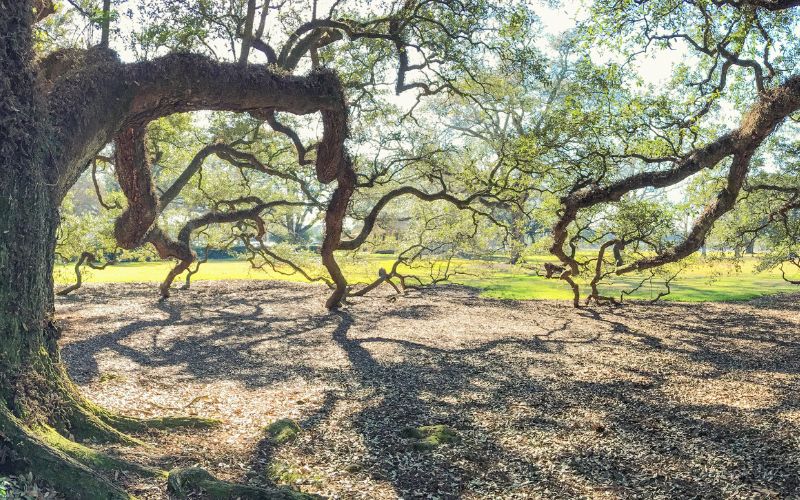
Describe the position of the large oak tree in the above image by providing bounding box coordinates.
[0,0,529,495]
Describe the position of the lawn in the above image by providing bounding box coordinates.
[54,253,800,303]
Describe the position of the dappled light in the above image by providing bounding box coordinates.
[55,282,800,498]
[2,0,800,496]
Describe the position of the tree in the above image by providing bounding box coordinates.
[1,0,537,495]
[539,1,800,305]
[0,0,350,495]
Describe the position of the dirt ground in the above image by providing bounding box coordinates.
[55,280,800,499]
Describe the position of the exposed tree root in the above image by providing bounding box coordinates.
[55,385,221,441]
[98,413,222,433]
[15,355,144,447]
[33,423,160,479]
[167,467,320,499]
[3,347,223,496]
[0,406,129,499]
[4,377,223,497]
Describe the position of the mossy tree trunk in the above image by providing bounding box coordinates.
[0,5,130,497]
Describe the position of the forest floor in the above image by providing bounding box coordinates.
[56,281,800,499]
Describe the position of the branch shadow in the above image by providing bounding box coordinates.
[56,282,800,498]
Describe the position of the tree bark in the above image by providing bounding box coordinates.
[0,5,134,496]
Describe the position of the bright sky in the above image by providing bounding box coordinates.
[536,1,688,86]
[102,0,688,88]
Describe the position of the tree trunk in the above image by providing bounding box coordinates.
[0,5,139,497]
[0,0,58,414]
[0,171,127,497]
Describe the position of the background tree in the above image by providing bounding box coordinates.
[537,0,800,305]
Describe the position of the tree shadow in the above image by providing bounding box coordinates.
[56,282,800,498]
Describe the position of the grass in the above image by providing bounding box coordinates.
[54,252,800,303]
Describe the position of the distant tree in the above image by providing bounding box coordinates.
[538,1,800,305]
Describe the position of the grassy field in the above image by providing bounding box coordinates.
[54,253,800,302]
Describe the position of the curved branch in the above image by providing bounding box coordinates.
[56,252,114,296]
[338,186,484,251]
[91,159,121,210]
[50,52,347,200]
[550,75,800,284]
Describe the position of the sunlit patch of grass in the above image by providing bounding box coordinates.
[53,253,799,303]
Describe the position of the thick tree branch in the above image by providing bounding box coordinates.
[49,52,346,200]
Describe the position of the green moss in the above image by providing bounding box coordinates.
[401,424,460,450]
[265,418,301,445]
[98,372,125,383]
[101,413,222,433]
[168,467,320,499]
[267,461,323,486]
[0,406,130,499]
[61,403,144,446]
[35,424,159,478]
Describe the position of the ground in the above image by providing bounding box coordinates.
[55,281,800,499]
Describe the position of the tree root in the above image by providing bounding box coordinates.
[3,402,228,498]
[34,423,161,479]
[61,395,221,442]
[0,406,130,499]
[59,399,144,446]
[167,467,321,499]
[4,350,230,497]
[98,413,222,433]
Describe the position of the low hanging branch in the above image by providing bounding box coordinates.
[181,246,209,290]
[242,235,333,287]
[56,252,115,296]
[91,158,121,210]
[98,62,354,307]
[780,258,800,284]
[348,243,462,299]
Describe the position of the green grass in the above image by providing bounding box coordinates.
[54,253,800,303]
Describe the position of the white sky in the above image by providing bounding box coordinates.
[103,0,686,87]
[537,1,687,86]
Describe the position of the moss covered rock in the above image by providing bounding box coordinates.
[401,424,460,450]
[266,418,301,444]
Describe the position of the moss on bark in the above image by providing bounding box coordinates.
[0,406,129,499]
